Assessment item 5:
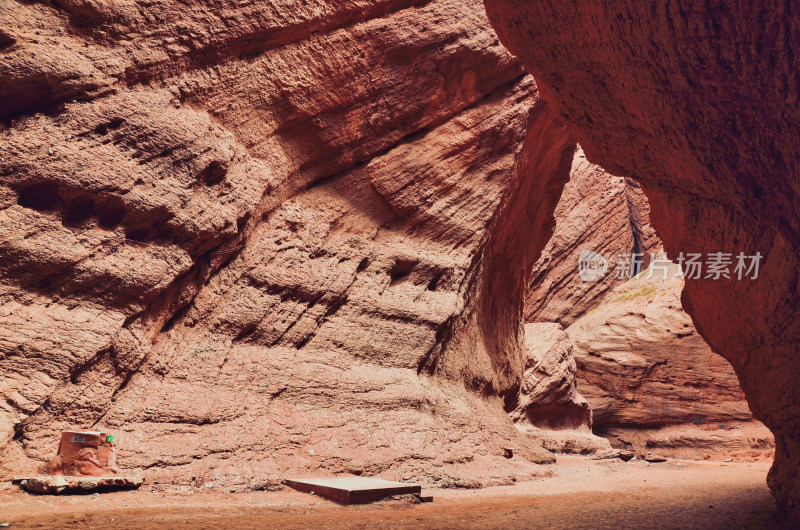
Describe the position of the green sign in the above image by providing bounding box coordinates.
[106,435,114,443]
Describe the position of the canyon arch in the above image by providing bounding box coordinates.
[484,0,800,519]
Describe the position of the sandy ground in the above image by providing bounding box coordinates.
[0,456,785,529]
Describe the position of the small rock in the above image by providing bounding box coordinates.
[618,450,635,462]
[724,458,733,462]
[645,455,667,463]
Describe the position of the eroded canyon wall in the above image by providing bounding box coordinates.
[485,0,800,518]
[569,269,752,429]
[526,147,660,326]
[519,154,767,459]
[0,0,575,488]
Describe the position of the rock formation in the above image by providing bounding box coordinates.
[3,0,790,511]
[521,154,766,458]
[484,0,800,517]
[569,266,751,428]
[511,322,609,455]
[526,147,660,326]
[567,263,773,458]
[514,323,590,430]
[0,0,578,488]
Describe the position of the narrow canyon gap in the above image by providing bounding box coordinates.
[484,0,800,520]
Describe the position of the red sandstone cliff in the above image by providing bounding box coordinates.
[2,0,786,508]
[485,0,800,518]
[570,270,752,428]
[567,263,773,459]
[521,158,765,458]
[0,0,577,488]
[526,147,660,326]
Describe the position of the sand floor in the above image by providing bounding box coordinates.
[0,456,785,529]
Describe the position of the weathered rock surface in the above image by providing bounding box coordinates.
[510,323,610,455]
[523,152,762,457]
[602,423,775,462]
[18,474,142,494]
[568,266,753,429]
[512,323,590,429]
[566,262,774,458]
[526,147,660,326]
[485,0,800,518]
[0,0,578,488]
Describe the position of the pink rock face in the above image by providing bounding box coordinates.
[526,147,660,326]
[0,0,579,488]
[568,268,754,428]
[511,322,611,455]
[484,0,800,518]
[512,323,591,431]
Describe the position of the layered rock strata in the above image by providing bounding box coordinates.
[511,322,610,455]
[525,147,660,326]
[0,0,576,488]
[568,265,773,458]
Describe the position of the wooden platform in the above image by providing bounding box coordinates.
[12,475,143,494]
[285,477,421,504]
